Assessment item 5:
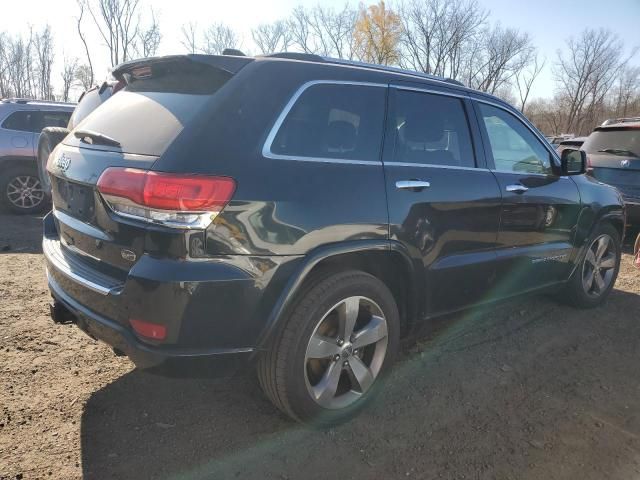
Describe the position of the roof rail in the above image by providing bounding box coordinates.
[323,57,463,85]
[601,116,640,126]
[260,53,467,87]
[264,52,326,62]
[1,97,75,106]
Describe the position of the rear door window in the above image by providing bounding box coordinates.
[269,83,386,161]
[41,111,71,129]
[391,90,475,168]
[2,111,38,133]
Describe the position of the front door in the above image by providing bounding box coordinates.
[474,101,581,297]
[383,86,502,316]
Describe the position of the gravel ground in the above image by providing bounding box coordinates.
[1,213,639,480]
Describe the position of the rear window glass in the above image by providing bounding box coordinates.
[270,84,386,161]
[73,63,232,156]
[2,111,37,132]
[582,129,640,157]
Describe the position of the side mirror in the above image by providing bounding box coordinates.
[560,148,586,175]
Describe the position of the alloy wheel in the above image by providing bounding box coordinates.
[6,175,45,210]
[582,234,617,298]
[304,296,388,410]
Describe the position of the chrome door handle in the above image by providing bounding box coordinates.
[506,184,528,194]
[396,180,431,190]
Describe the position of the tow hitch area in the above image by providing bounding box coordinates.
[49,300,76,324]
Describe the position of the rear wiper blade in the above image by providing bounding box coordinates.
[597,148,639,157]
[74,129,121,148]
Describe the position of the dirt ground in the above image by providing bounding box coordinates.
[1,213,639,480]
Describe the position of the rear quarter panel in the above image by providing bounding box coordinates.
[152,60,392,257]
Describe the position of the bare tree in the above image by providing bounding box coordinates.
[75,64,94,91]
[313,4,358,59]
[515,54,545,112]
[611,65,640,118]
[282,4,358,59]
[288,6,315,53]
[5,35,32,98]
[0,32,12,97]
[76,0,94,88]
[554,28,631,134]
[465,25,534,94]
[137,9,161,57]
[399,0,487,79]
[60,57,78,102]
[203,23,239,55]
[252,21,292,55]
[32,26,55,100]
[180,22,199,54]
[85,0,142,66]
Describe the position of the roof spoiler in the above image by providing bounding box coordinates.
[112,54,253,82]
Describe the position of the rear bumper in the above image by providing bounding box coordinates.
[48,273,253,374]
[625,200,640,226]
[42,212,300,374]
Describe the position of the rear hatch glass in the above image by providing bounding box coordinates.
[582,127,640,158]
[65,59,236,156]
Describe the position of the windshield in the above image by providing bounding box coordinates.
[582,128,640,157]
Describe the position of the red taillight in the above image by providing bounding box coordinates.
[130,319,167,341]
[96,167,236,228]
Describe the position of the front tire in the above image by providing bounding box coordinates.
[37,127,70,197]
[257,270,400,425]
[562,222,621,308]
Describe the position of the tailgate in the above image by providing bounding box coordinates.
[48,145,157,273]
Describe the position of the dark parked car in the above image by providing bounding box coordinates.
[44,53,625,424]
[37,80,124,200]
[582,121,640,226]
[556,136,587,154]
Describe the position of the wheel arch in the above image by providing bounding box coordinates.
[253,240,421,355]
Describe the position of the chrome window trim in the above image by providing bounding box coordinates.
[262,80,387,165]
[474,97,562,168]
[391,84,470,99]
[384,162,489,172]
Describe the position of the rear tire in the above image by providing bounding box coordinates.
[37,127,69,197]
[0,165,48,214]
[561,222,621,308]
[257,270,400,425]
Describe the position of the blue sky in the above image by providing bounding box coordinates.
[0,0,638,99]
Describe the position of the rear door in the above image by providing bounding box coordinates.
[383,85,502,316]
[474,100,581,296]
[0,110,38,158]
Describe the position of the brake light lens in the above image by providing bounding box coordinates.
[129,319,167,341]
[97,167,235,228]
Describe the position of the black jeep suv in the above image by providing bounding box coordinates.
[44,53,625,424]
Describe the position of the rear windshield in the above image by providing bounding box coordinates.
[582,128,640,157]
[72,62,232,156]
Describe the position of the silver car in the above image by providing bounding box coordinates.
[0,98,74,213]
